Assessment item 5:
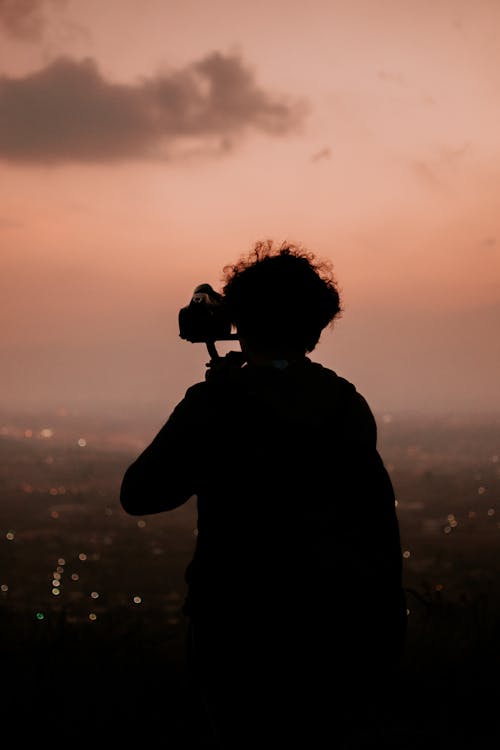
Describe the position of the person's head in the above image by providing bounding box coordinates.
[222,240,342,358]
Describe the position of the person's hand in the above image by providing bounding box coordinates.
[205,350,246,381]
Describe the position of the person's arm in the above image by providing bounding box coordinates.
[343,389,404,588]
[120,385,205,516]
[340,388,407,653]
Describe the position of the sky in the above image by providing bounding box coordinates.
[1,0,499,418]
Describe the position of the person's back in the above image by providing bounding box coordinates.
[120,241,406,746]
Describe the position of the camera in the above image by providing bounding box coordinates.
[179,284,237,344]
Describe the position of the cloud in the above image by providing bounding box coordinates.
[0,0,62,41]
[310,147,331,163]
[440,142,470,166]
[0,53,307,164]
[412,142,471,191]
[412,160,445,189]
[377,70,406,87]
[480,236,497,250]
[0,217,24,228]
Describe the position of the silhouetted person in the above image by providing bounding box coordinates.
[120,241,407,747]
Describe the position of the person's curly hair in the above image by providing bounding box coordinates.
[222,240,342,353]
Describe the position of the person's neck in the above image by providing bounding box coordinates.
[246,351,306,368]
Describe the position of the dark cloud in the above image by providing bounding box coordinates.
[0,0,58,41]
[0,53,307,163]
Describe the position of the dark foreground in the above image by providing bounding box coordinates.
[2,588,499,748]
[1,411,499,747]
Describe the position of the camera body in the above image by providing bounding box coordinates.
[179,284,237,343]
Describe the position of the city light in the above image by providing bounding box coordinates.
[2,404,499,746]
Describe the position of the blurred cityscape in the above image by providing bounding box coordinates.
[1,408,499,746]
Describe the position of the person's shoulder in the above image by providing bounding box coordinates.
[184,380,209,398]
[168,381,211,417]
[181,372,239,404]
[308,361,377,437]
[306,360,357,397]
[180,380,218,408]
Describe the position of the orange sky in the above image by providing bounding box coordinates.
[1,0,499,416]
